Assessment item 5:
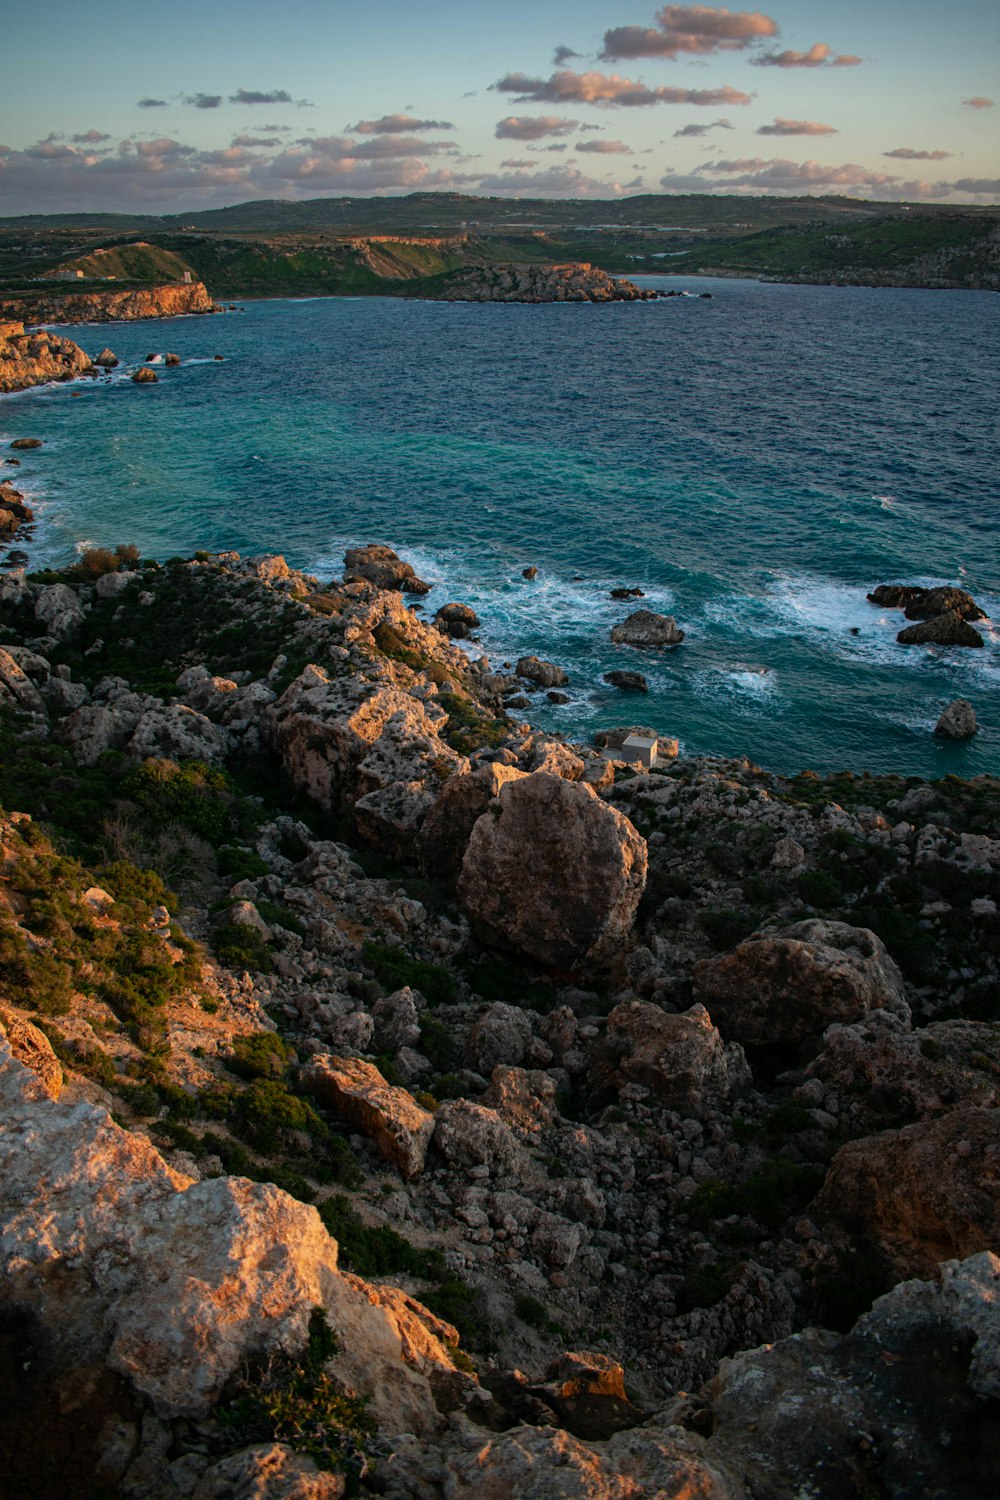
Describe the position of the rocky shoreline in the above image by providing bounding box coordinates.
[0,534,998,1499]
[0,281,216,328]
[434,262,659,304]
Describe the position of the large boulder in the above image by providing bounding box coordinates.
[704,1253,1000,1500]
[343,543,430,595]
[419,763,526,878]
[34,582,85,641]
[692,920,910,1046]
[593,1001,750,1113]
[897,611,984,647]
[465,1003,534,1074]
[433,1099,527,1179]
[458,772,647,972]
[194,1443,344,1499]
[0,1011,62,1100]
[0,1036,469,1433]
[610,610,684,647]
[127,703,230,764]
[813,1106,1000,1280]
[435,602,480,638]
[305,1056,436,1179]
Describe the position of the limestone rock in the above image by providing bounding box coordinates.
[528,739,585,781]
[372,987,422,1052]
[516,656,568,689]
[0,327,93,394]
[127,703,229,764]
[594,1001,750,1112]
[419,763,526,878]
[935,698,978,738]
[0,1035,466,1432]
[132,366,158,384]
[532,1351,646,1441]
[434,262,661,305]
[433,1099,527,1178]
[813,1106,1000,1280]
[465,1003,534,1074]
[94,347,119,368]
[193,1443,345,1499]
[343,543,430,594]
[435,602,481,638]
[10,437,43,450]
[458,773,647,973]
[482,1066,557,1135]
[94,569,135,599]
[0,645,46,714]
[867,583,925,608]
[705,1253,1000,1500]
[610,610,684,647]
[443,1422,731,1499]
[58,702,143,763]
[34,582,86,641]
[897,610,984,647]
[306,1055,435,1179]
[692,919,910,1046]
[0,1011,62,1100]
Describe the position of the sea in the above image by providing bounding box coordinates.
[3,275,999,780]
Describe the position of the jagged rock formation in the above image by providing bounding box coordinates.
[435,262,659,303]
[0,282,215,326]
[0,319,93,393]
[610,609,685,646]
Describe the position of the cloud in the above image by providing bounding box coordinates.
[752,42,861,67]
[963,97,995,109]
[293,133,455,161]
[500,157,532,168]
[183,93,222,110]
[349,113,454,134]
[661,156,904,194]
[472,163,628,196]
[492,69,751,107]
[757,118,837,136]
[495,115,578,140]
[576,138,631,153]
[231,134,280,148]
[72,130,111,143]
[883,147,952,161]
[553,45,580,65]
[602,6,778,60]
[674,117,734,136]
[229,88,293,106]
[136,98,167,108]
[952,176,1000,192]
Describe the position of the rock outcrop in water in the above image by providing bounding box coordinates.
[0,319,93,394]
[434,262,659,303]
[0,281,215,326]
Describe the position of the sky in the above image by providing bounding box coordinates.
[1,1,997,213]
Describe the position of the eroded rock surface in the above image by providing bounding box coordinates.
[458,772,648,972]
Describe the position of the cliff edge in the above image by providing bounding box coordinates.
[0,319,93,394]
[0,281,216,327]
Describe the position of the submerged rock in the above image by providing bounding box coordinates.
[604,670,648,693]
[458,772,647,972]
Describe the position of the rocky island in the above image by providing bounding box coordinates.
[433,262,660,303]
[0,539,997,1499]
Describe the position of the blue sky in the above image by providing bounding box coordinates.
[1,1,997,211]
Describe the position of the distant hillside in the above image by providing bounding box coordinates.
[43,240,195,283]
[662,214,1000,290]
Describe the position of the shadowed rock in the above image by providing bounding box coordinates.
[935,698,978,738]
[897,611,984,647]
[458,772,647,972]
[610,610,684,647]
[692,919,910,1046]
[306,1055,435,1179]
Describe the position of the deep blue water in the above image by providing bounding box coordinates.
[3,276,999,778]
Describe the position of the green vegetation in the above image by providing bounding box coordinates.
[361,939,457,1006]
[221,1308,374,1489]
[318,1195,444,1280]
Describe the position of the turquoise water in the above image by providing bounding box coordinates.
[3,276,999,778]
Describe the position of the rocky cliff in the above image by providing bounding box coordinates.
[0,281,216,326]
[435,262,659,303]
[0,319,93,393]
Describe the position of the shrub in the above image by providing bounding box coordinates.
[213,923,272,972]
[227,1031,292,1081]
[361,940,456,1006]
[318,1195,444,1279]
[218,845,269,882]
[698,908,755,950]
